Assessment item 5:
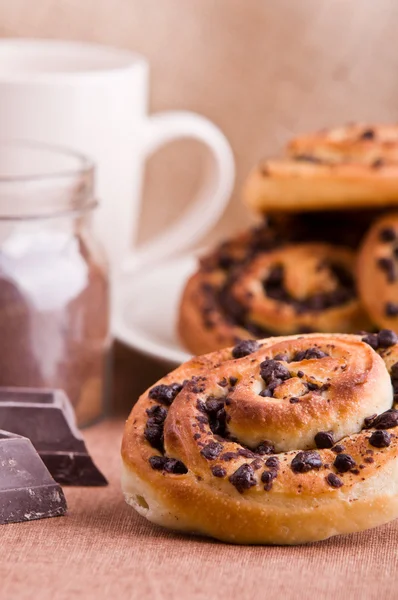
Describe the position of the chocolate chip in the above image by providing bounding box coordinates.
[218,252,236,270]
[289,397,300,404]
[238,448,256,459]
[378,329,398,348]
[149,456,188,474]
[261,470,277,491]
[265,456,279,470]
[146,405,167,422]
[291,451,322,473]
[306,381,320,392]
[200,441,223,460]
[385,302,398,317]
[274,353,288,361]
[144,413,166,452]
[364,456,374,464]
[377,257,396,283]
[297,370,304,378]
[268,379,283,392]
[333,453,356,473]
[372,158,384,169]
[320,383,331,392]
[148,382,182,405]
[232,340,260,359]
[265,264,284,285]
[210,408,227,437]
[364,414,377,428]
[299,347,329,360]
[260,359,290,383]
[379,227,397,242]
[255,441,275,455]
[362,334,379,350]
[148,456,167,470]
[205,396,225,415]
[251,458,263,470]
[360,128,375,140]
[211,465,226,478]
[163,458,188,474]
[326,473,343,488]
[373,409,398,429]
[314,431,334,449]
[369,430,391,448]
[229,377,238,387]
[331,444,344,454]
[391,362,398,380]
[259,388,273,397]
[220,451,237,461]
[229,464,257,493]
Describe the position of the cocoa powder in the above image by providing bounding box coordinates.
[0,228,110,427]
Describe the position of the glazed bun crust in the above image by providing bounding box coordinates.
[243,158,398,214]
[244,124,398,214]
[288,123,398,164]
[122,333,398,545]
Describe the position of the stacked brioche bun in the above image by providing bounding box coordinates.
[179,124,398,355]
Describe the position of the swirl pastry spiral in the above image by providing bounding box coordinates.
[122,331,398,545]
[244,124,398,214]
[179,230,369,355]
[357,212,398,331]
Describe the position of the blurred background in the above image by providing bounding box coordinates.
[2,0,398,246]
[2,0,398,409]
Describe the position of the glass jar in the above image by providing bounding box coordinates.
[0,141,110,426]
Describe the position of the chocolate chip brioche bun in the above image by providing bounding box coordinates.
[288,123,398,164]
[122,331,398,545]
[244,124,398,214]
[178,229,370,355]
[357,212,398,330]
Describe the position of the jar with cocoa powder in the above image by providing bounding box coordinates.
[0,142,110,426]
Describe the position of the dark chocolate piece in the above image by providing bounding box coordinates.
[326,473,343,488]
[378,329,398,348]
[232,340,259,359]
[333,453,356,473]
[369,430,391,448]
[372,409,398,430]
[314,430,335,449]
[379,227,397,242]
[0,388,107,486]
[229,464,256,493]
[291,451,322,473]
[385,302,398,317]
[0,429,67,524]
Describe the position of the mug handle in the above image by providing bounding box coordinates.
[120,111,235,272]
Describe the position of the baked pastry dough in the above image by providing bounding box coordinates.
[122,331,398,545]
[244,124,398,213]
[179,232,370,355]
[288,123,398,164]
[357,212,398,330]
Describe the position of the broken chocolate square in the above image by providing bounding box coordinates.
[0,388,107,486]
[0,429,67,524]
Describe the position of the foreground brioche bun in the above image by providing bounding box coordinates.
[122,331,398,545]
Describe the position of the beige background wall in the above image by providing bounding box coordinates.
[1,0,398,247]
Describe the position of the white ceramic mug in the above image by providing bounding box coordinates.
[0,39,235,271]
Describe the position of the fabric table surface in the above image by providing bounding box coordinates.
[1,418,397,600]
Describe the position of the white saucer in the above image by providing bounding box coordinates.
[113,255,196,365]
